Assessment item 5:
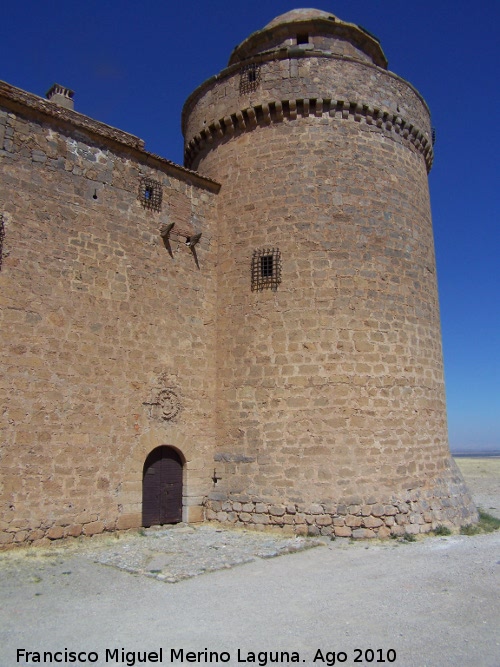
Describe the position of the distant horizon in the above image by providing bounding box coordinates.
[452,448,500,457]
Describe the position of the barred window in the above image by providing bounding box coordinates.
[251,248,281,292]
[261,254,273,278]
[138,177,162,211]
[240,64,261,95]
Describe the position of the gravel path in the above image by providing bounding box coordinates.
[82,525,322,582]
[1,458,495,589]
[0,458,498,667]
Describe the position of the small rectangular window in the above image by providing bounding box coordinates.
[251,248,281,292]
[261,255,273,278]
[297,33,309,45]
[139,177,162,211]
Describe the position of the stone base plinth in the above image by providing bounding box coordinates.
[204,461,478,539]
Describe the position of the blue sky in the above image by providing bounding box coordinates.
[1,1,498,453]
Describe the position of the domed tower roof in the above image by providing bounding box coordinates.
[228,7,387,69]
[264,8,338,28]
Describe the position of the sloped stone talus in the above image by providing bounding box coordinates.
[205,459,477,538]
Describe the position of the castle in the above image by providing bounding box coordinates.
[0,9,477,546]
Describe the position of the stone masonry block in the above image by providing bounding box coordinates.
[345,514,362,527]
[187,506,204,523]
[352,528,376,539]
[316,514,333,526]
[14,531,29,542]
[309,504,324,514]
[47,525,65,540]
[66,524,83,537]
[84,521,105,536]
[371,504,386,517]
[362,516,384,528]
[377,526,391,539]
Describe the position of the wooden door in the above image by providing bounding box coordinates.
[142,446,183,527]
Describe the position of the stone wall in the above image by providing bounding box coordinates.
[0,89,219,546]
[206,459,477,538]
[0,9,479,546]
[183,54,433,171]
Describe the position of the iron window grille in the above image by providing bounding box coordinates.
[240,64,261,95]
[139,177,162,211]
[251,248,282,292]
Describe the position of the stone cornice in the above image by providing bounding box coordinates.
[0,79,145,150]
[0,80,221,193]
[184,97,434,173]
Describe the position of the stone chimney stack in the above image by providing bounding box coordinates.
[46,83,74,110]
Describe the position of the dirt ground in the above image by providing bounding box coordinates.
[0,457,499,667]
[455,456,500,518]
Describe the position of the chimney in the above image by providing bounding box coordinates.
[46,83,75,110]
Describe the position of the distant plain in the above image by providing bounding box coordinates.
[455,455,500,519]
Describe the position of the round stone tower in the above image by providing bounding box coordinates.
[182,9,477,536]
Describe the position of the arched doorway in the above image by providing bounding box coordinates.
[142,446,183,527]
